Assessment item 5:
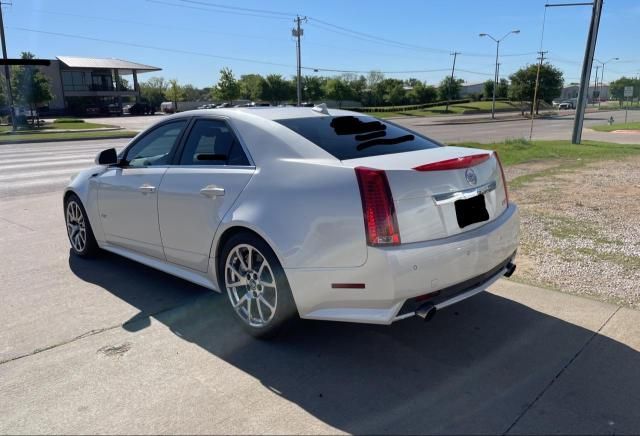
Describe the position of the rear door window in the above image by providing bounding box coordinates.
[178,119,250,166]
[276,115,441,160]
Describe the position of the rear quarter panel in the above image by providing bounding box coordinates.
[212,117,367,269]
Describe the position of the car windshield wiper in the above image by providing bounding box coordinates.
[356,134,415,151]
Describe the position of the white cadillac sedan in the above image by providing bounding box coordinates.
[64,106,519,337]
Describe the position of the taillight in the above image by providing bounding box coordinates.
[355,167,400,246]
[413,153,490,171]
[494,152,509,205]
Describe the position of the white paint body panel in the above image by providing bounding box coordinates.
[64,108,519,325]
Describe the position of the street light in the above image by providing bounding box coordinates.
[479,30,520,119]
[594,57,619,108]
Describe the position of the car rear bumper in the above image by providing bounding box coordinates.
[285,203,519,324]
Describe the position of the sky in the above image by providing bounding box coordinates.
[5,0,640,88]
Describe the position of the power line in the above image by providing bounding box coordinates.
[173,0,294,17]
[145,0,293,21]
[11,27,297,68]
[308,17,450,54]
[11,26,497,79]
[30,8,288,43]
[307,19,535,59]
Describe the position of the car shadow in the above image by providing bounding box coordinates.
[69,252,640,434]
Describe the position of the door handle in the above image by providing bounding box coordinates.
[138,184,156,193]
[200,185,225,197]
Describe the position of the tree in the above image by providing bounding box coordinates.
[212,67,240,104]
[238,74,265,101]
[166,79,184,111]
[437,76,464,101]
[262,74,294,105]
[323,77,352,107]
[140,76,169,110]
[406,81,437,104]
[11,52,53,126]
[376,78,405,105]
[509,63,564,114]
[483,78,509,100]
[366,70,385,105]
[302,75,326,102]
[609,77,640,105]
[180,84,201,101]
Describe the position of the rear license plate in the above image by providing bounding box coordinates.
[455,194,489,228]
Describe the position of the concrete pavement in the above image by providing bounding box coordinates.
[1,183,640,433]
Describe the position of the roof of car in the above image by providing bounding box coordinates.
[171,106,361,121]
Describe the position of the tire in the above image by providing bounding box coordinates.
[219,232,297,339]
[64,193,100,258]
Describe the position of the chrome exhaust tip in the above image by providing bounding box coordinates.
[415,302,436,322]
[504,262,517,278]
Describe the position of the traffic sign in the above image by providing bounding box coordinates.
[624,86,634,97]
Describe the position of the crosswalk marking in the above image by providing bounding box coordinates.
[0,139,129,199]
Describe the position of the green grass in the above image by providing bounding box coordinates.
[46,121,113,130]
[0,130,137,143]
[0,121,116,133]
[591,121,640,132]
[363,101,525,118]
[455,138,640,167]
[53,118,84,123]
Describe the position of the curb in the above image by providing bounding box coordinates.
[0,134,137,145]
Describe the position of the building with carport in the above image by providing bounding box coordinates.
[39,56,161,116]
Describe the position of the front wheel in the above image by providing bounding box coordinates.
[219,232,297,338]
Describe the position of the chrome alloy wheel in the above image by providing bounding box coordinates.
[225,244,278,328]
[66,200,87,252]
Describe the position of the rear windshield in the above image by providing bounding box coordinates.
[276,115,441,160]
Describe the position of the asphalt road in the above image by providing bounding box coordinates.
[86,108,640,144]
[1,116,640,433]
[0,138,129,199]
[395,108,640,143]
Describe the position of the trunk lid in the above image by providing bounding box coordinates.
[345,146,508,244]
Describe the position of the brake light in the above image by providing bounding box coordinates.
[355,167,400,246]
[494,152,509,205]
[413,153,490,171]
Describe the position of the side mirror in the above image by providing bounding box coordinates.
[95,148,118,165]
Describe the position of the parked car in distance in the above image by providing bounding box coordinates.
[216,102,232,108]
[128,102,154,115]
[160,101,176,114]
[64,106,519,338]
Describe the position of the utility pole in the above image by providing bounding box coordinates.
[593,65,599,106]
[0,1,16,131]
[292,15,307,106]
[445,51,460,113]
[570,0,603,144]
[529,51,548,140]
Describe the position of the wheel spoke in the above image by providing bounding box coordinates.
[236,249,249,271]
[256,297,265,321]
[233,293,249,309]
[246,246,253,271]
[259,295,275,312]
[228,264,244,281]
[246,297,253,320]
[260,278,275,287]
